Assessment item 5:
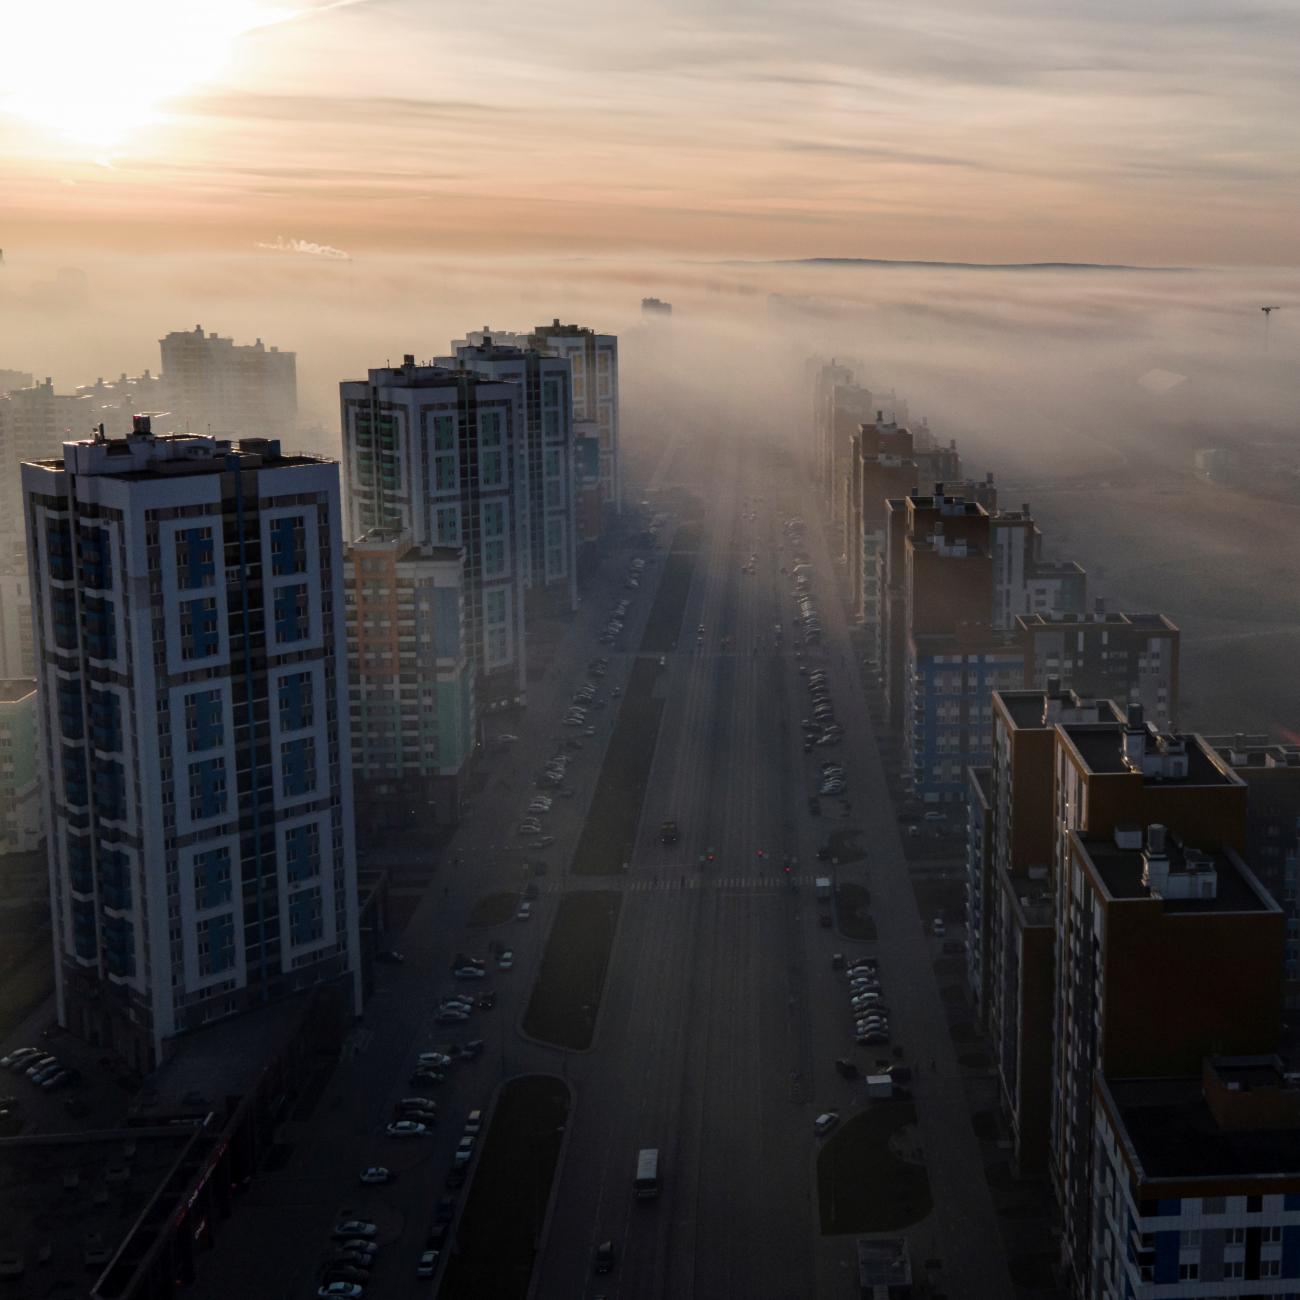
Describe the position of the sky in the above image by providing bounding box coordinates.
[3,0,1300,263]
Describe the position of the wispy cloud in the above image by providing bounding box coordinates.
[256,235,351,259]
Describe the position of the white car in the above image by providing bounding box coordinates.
[454,966,486,980]
[419,1052,453,1067]
[386,1120,429,1138]
[814,1112,839,1136]
[463,1108,484,1136]
[498,950,515,970]
[453,1135,476,1166]
[417,1250,440,1278]
[318,1285,363,1300]
[359,1166,391,1184]
[516,902,532,921]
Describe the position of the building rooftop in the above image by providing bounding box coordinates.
[1202,735,1300,773]
[30,424,325,481]
[1075,834,1276,914]
[1062,717,1233,784]
[1102,1069,1300,1183]
[0,1123,206,1298]
[996,688,1123,731]
[1017,610,1178,633]
[0,679,36,704]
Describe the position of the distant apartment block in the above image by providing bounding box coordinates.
[438,336,578,611]
[22,422,361,1072]
[811,357,855,494]
[1092,1057,1300,1299]
[0,679,41,853]
[345,530,475,830]
[529,320,619,515]
[990,505,1087,630]
[641,297,672,315]
[340,359,528,710]
[159,325,296,439]
[72,369,169,436]
[0,567,35,678]
[1201,734,1300,1004]
[0,368,34,395]
[0,378,82,547]
[849,416,917,639]
[1019,611,1180,729]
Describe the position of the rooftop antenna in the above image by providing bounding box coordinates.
[1262,306,1280,354]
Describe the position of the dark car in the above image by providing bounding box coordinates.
[445,1165,466,1190]
[457,1039,485,1060]
[834,1058,860,1080]
[427,1223,450,1249]
[321,1263,370,1283]
[476,992,497,1010]
[816,843,831,861]
[594,1241,615,1274]
[435,1196,456,1224]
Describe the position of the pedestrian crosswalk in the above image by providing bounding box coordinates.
[539,873,801,894]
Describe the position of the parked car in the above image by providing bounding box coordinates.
[417,1250,440,1277]
[814,1111,839,1136]
[386,1120,429,1138]
[834,1059,859,1079]
[331,1220,377,1239]
[359,1166,391,1185]
[317,1284,363,1299]
[594,1241,615,1274]
[497,950,515,969]
[516,902,532,921]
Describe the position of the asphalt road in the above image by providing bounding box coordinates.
[177,420,1013,1300]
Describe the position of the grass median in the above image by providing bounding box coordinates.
[818,1100,932,1233]
[437,1074,570,1300]
[522,891,621,1050]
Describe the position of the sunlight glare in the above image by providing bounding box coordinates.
[1,0,298,154]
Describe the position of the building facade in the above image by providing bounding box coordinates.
[438,337,578,611]
[159,326,297,439]
[339,359,528,711]
[528,320,619,515]
[0,679,41,853]
[0,567,35,679]
[21,422,361,1072]
[345,530,475,829]
[1092,1059,1300,1300]
[1020,612,1180,730]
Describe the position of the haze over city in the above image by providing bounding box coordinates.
[1,4,1299,1300]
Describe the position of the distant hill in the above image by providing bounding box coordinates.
[758,257,1185,272]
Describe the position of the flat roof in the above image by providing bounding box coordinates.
[1063,725,1232,783]
[1103,1075,1300,1182]
[131,994,310,1121]
[1017,611,1178,633]
[0,1125,203,1298]
[1076,836,1275,913]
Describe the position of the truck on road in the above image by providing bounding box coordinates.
[815,876,832,903]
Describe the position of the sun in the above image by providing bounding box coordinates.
[0,0,297,155]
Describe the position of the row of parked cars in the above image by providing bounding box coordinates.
[800,667,843,753]
[843,956,891,1046]
[0,1045,81,1092]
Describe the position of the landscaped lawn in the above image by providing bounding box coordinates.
[522,891,622,1050]
[817,1100,932,1234]
[437,1075,570,1300]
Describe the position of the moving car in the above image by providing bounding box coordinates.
[814,1112,839,1136]
[594,1241,615,1274]
[359,1166,391,1184]
[453,1136,475,1166]
[497,950,515,970]
[417,1250,440,1278]
[463,1108,484,1135]
[516,902,532,921]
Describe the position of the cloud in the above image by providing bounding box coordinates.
[256,235,351,259]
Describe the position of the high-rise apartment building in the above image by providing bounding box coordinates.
[22,422,360,1072]
[0,369,34,395]
[339,359,528,710]
[72,370,169,437]
[1200,735,1300,1004]
[0,379,81,548]
[1092,1056,1300,1299]
[0,567,35,679]
[528,320,619,514]
[159,326,297,439]
[811,357,856,492]
[437,337,578,611]
[849,417,917,639]
[1019,611,1180,729]
[345,530,475,829]
[0,679,41,853]
[990,506,1087,630]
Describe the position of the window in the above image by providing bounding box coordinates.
[431,414,458,493]
[479,410,505,487]
[273,584,309,644]
[175,526,215,588]
[270,515,307,576]
[1178,1263,1198,1281]
[284,822,321,883]
[278,672,314,732]
[185,688,224,751]
[180,596,220,659]
[281,737,317,798]
[188,757,228,820]
[193,847,232,910]
[435,505,461,545]
[288,886,324,946]
[197,913,235,976]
